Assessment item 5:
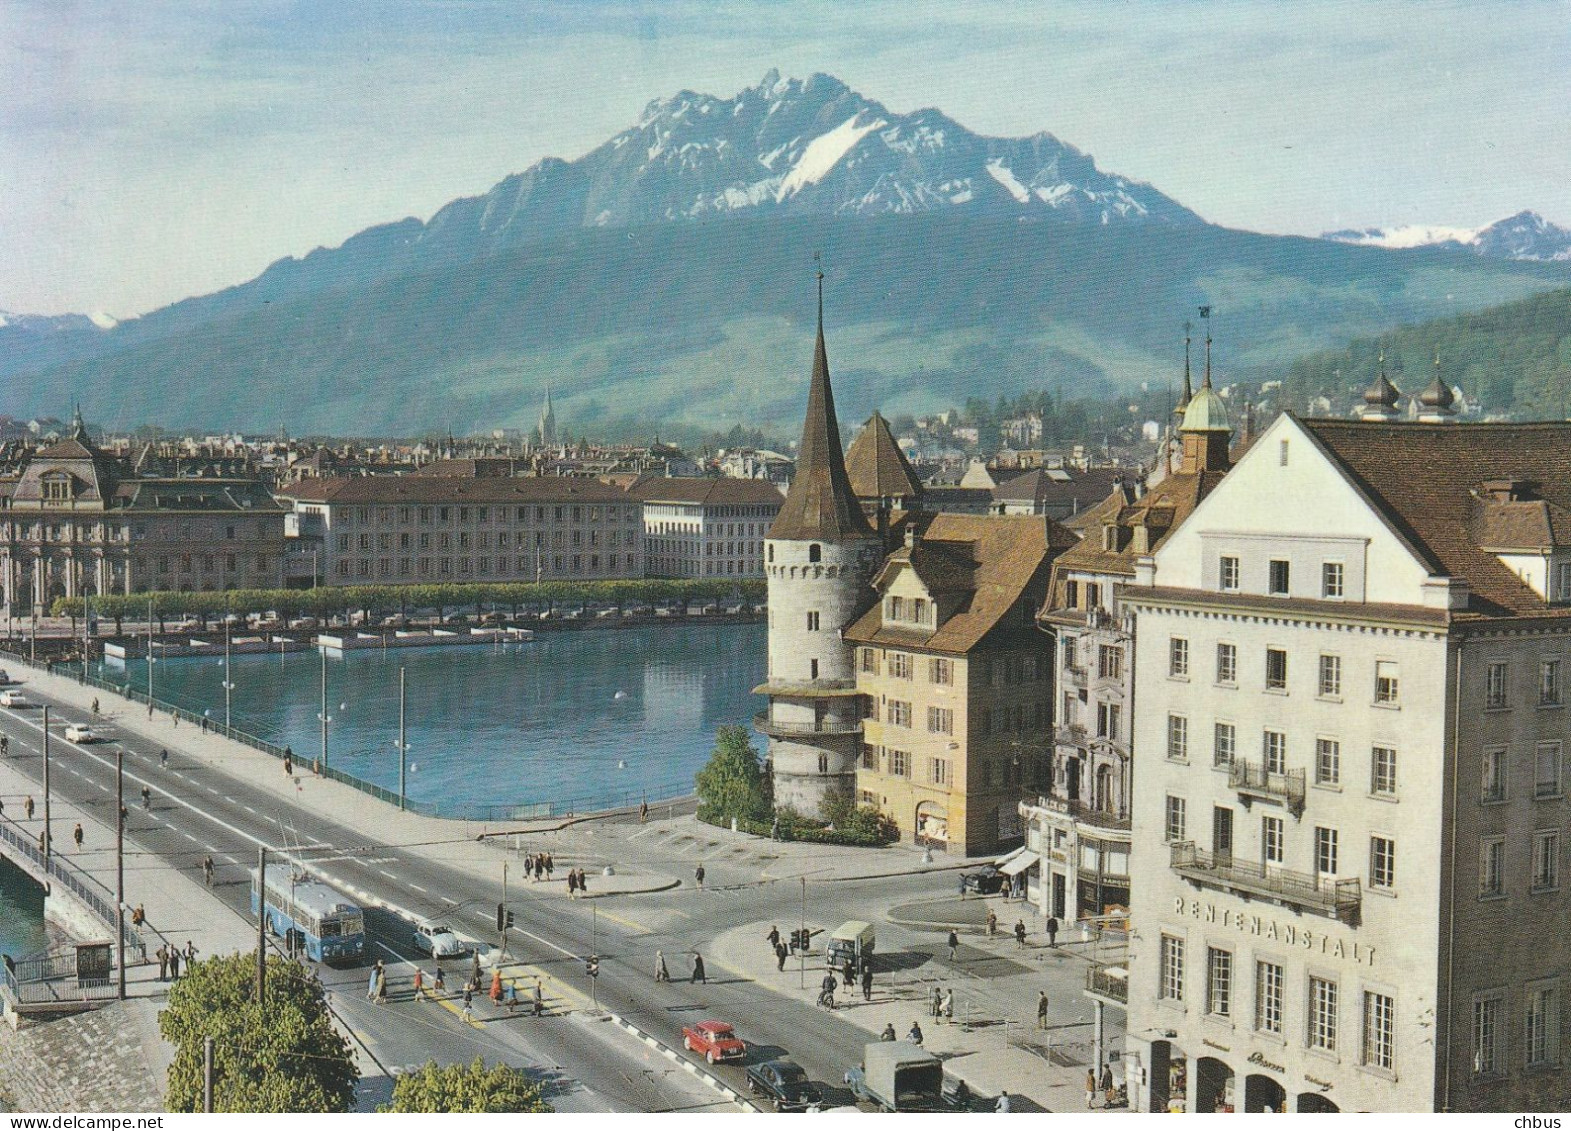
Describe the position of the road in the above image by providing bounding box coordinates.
[0,685,968,1112]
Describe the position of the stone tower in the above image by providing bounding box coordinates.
[758,279,883,815]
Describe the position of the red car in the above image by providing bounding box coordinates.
[682,1020,747,1064]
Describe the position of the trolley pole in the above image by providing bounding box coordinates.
[42,705,51,862]
[397,666,406,811]
[256,846,267,1002]
[799,876,806,989]
[116,746,126,1000]
[203,1036,214,1113]
[499,861,508,958]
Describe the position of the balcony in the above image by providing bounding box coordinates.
[1169,842,1361,924]
[1029,792,1132,833]
[1064,664,1088,689]
[1228,760,1306,817]
[1085,963,1128,1005]
[752,711,863,740]
[1054,723,1087,747]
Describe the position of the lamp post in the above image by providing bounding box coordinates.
[146,596,156,707]
[396,665,407,811]
[317,647,330,773]
[799,875,806,989]
[221,613,235,731]
[116,746,125,1000]
[42,705,51,862]
[82,592,90,682]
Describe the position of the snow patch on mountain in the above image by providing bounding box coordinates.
[1323,224,1480,250]
[985,159,1030,204]
[1323,211,1571,263]
[778,115,886,199]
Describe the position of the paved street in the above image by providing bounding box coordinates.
[0,660,1127,1112]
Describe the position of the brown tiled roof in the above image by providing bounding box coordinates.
[1046,467,1224,590]
[411,457,526,478]
[991,467,1124,514]
[768,319,874,542]
[276,475,632,505]
[845,412,923,501]
[845,513,1071,654]
[1301,418,1571,618]
[629,476,785,506]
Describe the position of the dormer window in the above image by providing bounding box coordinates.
[1102,525,1119,552]
[1558,562,1571,603]
[41,473,73,503]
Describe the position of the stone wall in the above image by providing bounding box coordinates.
[0,998,166,1113]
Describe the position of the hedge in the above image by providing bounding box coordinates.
[698,810,899,849]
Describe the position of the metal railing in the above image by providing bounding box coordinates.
[1086,963,1128,1004]
[1228,759,1307,816]
[0,813,146,960]
[1169,841,1361,923]
[3,648,697,821]
[1026,792,1132,832]
[752,710,863,739]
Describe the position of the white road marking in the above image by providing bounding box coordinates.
[378,870,398,880]
[223,796,236,804]
[441,897,458,905]
[409,884,427,894]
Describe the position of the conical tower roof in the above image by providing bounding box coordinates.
[846,410,923,502]
[769,280,874,542]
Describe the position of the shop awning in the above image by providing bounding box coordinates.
[996,847,1036,876]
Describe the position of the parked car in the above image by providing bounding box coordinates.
[412,920,465,958]
[63,723,98,743]
[682,1019,746,1065]
[380,614,409,628]
[746,1060,823,1111]
[959,864,1006,895]
[253,614,282,631]
[0,690,34,709]
[479,612,507,625]
[288,616,319,630]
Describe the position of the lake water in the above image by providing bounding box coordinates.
[0,854,47,961]
[101,622,767,817]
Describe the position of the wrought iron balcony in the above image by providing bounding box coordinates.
[752,711,863,740]
[1085,963,1128,1005]
[1169,841,1361,924]
[1029,792,1132,832]
[1228,759,1306,817]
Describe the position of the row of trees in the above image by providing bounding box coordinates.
[163,953,551,1113]
[51,578,766,633]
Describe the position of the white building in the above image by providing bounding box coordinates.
[1123,410,1571,1113]
[632,476,784,579]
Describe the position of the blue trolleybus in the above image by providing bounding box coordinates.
[250,864,366,964]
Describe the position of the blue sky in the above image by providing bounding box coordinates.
[2,0,1566,317]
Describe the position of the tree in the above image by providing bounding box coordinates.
[382,1057,552,1113]
[159,953,358,1113]
[695,724,771,826]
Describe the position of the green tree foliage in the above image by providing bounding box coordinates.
[821,791,900,844]
[381,1058,552,1114]
[694,724,772,826]
[159,953,358,1113]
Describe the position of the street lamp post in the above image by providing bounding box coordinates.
[41,705,51,862]
[317,647,330,773]
[146,596,156,707]
[222,614,235,731]
[799,875,806,990]
[397,666,407,811]
[116,747,125,1000]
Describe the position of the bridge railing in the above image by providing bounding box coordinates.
[0,811,146,961]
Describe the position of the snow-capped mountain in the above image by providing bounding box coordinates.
[0,310,117,334]
[1323,211,1571,262]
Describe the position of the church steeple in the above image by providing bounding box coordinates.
[768,273,874,542]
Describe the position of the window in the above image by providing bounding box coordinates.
[1480,836,1505,897]
[1560,563,1571,603]
[913,598,928,624]
[1315,826,1339,876]
[860,648,879,674]
[1255,960,1284,1035]
[929,758,950,786]
[1316,738,1341,787]
[1165,796,1187,843]
[927,706,954,736]
[809,658,819,679]
[1160,935,1185,1001]
[1321,561,1345,599]
[1206,948,1232,1017]
[1096,702,1121,741]
[818,753,829,774]
[1364,991,1395,1071]
[1370,836,1396,890]
[1543,659,1563,706]
[1167,714,1189,761]
[1536,741,1562,798]
[1371,746,1397,797]
[1169,637,1189,678]
[1486,662,1508,709]
[1473,996,1502,1077]
[1308,977,1338,1052]
[1481,746,1507,802]
[1268,559,1290,595]
[887,700,912,728]
[808,543,821,564]
[1216,642,1237,684]
[806,611,820,631]
[1279,438,1290,465]
[1098,645,1122,681]
[1526,986,1558,1067]
[929,657,953,685]
[889,652,913,680]
[1534,831,1560,891]
[1213,722,1236,768]
[1375,660,1400,705]
[1262,815,1285,865]
[888,750,909,778]
[1318,654,1342,698]
[1219,555,1240,591]
[1266,648,1288,691]
[1263,729,1286,774]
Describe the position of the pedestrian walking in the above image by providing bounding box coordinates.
[283,753,292,776]
[907,1021,924,1045]
[168,949,180,979]
[505,983,518,1012]
[534,852,545,880]
[73,822,83,851]
[929,985,942,1018]
[433,964,446,993]
[942,988,954,1021]
[953,1080,972,1110]
[771,815,780,841]
[1101,1064,1115,1108]
[654,949,670,982]
[131,903,145,928]
[462,981,474,1021]
[880,1023,897,1042]
[577,867,588,895]
[1046,915,1059,947]
[996,1090,1011,1113]
[567,869,579,899]
[490,968,503,1005]
[92,697,100,715]
[24,796,34,820]
[141,785,152,810]
[861,965,873,1002]
[947,928,959,961]
[842,958,855,990]
[37,832,45,853]
[640,799,649,823]
[1037,990,1050,1029]
[694,863,705,891]
[312,757,320,778]
[157,946,169,982]
[986,908,998,937]
[367,964,379,1001]
[1014,920,1027,947]
[471,952,482,990]
[1086,1068,1097,1108]
[171,711,178,728]
[766,924,780,951]
[544,853,554,880]
[523,855,534,881]
[690,953,706,984]
[412,968,425,1001]
[775,941,788,972]
[148,702,154,719]
[375,967,388,1003]
[202,856,214,886]
[532,979,544,1016]
[1,735,9,756]
[160,748,168,768]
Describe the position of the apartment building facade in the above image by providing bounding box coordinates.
[633,477,783,579]
[1123,412,1571,1113]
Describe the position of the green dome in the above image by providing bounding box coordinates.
[1181,386,1231,433]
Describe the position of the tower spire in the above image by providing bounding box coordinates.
[1199,305,1213,390]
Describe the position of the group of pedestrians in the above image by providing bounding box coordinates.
[155,940,198,982]
[521,851,555,882]
[651,948,704,983]
[565,866,590,897]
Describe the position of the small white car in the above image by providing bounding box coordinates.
[413,921,465,958]
[64,723,98,743]
[0,669,13,685]
[0,690,33,709]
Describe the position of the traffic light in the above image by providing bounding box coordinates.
[586,955,599,979]
[496,903,505,932]
[504,910,515,930]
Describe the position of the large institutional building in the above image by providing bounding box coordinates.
[1123,403,1571,1112]
[633,476,784,580]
